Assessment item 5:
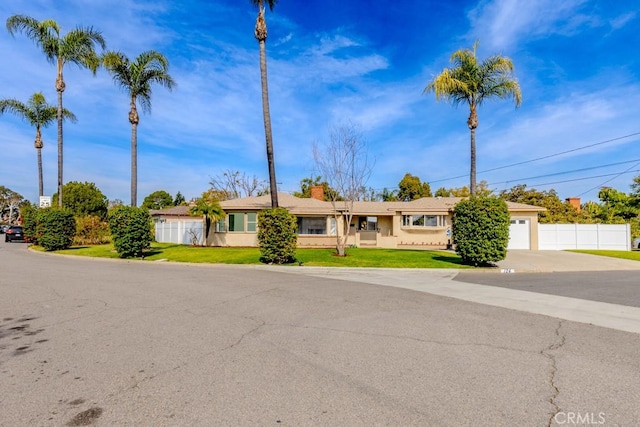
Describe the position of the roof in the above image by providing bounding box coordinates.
[150,193,546,217]
[149,205,192,217]
[219,193,333,214]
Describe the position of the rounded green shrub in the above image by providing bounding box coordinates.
[452,196,510,266]
[108,206,152,258]
[257,207,297,264]
[36,208,76,251]
[20,203,38,244]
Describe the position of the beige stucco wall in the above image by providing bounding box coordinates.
[510,212,540,250]
[393,214,452,249]
[199,209,542,250]
[209,231,258,247]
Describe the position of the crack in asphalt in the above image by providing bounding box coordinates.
[543,320,566,427]
[119,315,267,394]
[282,323,538,355]
[185,286,281,314]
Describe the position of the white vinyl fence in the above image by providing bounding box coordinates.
[155,220,204,245]
[538,223,631,251]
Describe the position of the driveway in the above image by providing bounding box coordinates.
[1,241,640,426]
[494,249,640,272]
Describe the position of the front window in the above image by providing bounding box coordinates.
[402,214,444,227]
[297,217,327,235]
[215,218,226,232]
[228,213,245,232]
[247,212,257,232]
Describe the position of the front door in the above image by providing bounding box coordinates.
[359,216,377,246]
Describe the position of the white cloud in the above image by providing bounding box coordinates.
[609,12,637,30]
[467,0,591,51]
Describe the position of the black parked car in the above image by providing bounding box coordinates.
[4,226,25,242]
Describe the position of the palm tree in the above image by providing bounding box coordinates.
[0,92,76,197]
[102,50,175,207]
[189,190,225,245]
[251,0,279,208]
[6,15,106,207]
[424,41,522,196]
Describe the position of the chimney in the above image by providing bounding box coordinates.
[566,197,581,212]
[310,185,325,201]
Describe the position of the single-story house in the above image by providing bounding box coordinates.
[151,188,546,250]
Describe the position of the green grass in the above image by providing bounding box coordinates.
[569,249,640,262]
[47,243,472,269]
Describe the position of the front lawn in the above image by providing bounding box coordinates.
[49,243,471,269]
[570,249,640,261]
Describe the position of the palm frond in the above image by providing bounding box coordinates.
[0,92,74,128]
[250,0,278,10]
[59,27,106,73]
[104,50,174,114]
[6,15,61,63]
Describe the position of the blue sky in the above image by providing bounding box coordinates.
[1,0,639,205]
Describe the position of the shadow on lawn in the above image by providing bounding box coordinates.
[431,255,469,267]
[143,248,163,257]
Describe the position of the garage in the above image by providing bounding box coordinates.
[508,218,530,250]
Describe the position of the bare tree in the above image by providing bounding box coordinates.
[313,122,373,256]
[0,186,24,224]
[209,169,268,200]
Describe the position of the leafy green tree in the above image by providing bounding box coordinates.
[52,181,108,219]
[397,173,432,201]
[452,196,509,266]
[629,175,640,207]
[434,181,493,198]
[377,187,398,201]
[293,176,342,201]
[108,206,152,258]
[258,207,297,264]
[141,190,174,210]
[102,50,175,207]
[189,190,225,243]
[499,184,581,223]
[597,187,639,221]
[174,191,186,206]
[251,0,279,208]
[434,187,451,197]
[7,15,106,207]
[0,92,76,197]
[425,41,521,196]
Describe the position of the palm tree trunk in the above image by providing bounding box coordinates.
[260,40,278,208]
[131,122,138,207]
[255,5,278,208]
[469,127,476,197]
[37,147,44,198]
[35,127,44,198]
[130,100,139,207]
[467,105,479,197]
[56,78,65,207]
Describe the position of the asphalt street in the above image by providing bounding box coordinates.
[455,270,640,307]
[1,240,639,426]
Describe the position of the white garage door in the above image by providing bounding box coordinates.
[508,219,530,250]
